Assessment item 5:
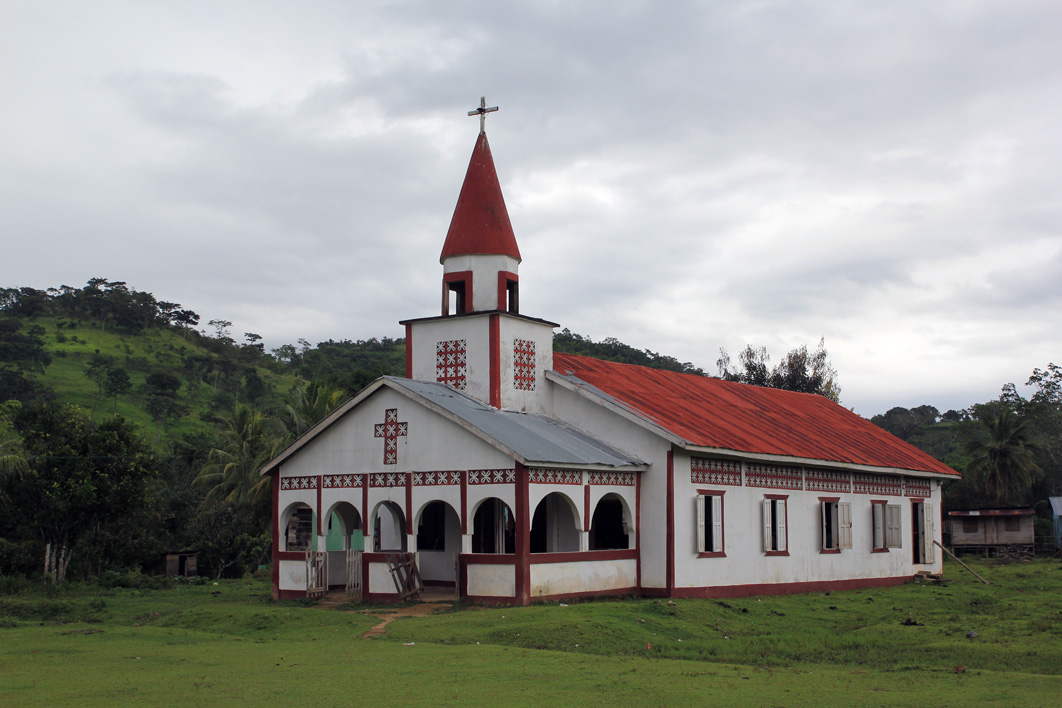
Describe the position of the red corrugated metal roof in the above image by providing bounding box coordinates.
[552,353,959,477]
[440,131,522,263]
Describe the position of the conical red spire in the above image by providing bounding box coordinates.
[440,132,522,264]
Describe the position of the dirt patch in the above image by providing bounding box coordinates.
[360,602,449,638]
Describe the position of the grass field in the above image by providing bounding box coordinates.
[1,558,1059,707]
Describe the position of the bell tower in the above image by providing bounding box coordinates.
[401,98,555,413]
[439,97,522,317]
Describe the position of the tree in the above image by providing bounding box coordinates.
[0,400,28,476]
[717,338,841,402]
[964,409,1042,505]
[286,381,348,437]
[3,404,157,582]
[195,403,286,510]
[103,367,132,414]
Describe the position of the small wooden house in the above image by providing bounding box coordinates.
[946,509,1034,555]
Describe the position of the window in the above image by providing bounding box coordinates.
[962,517,979,534]
[1003,516,1020,533]
[762,496,788,555]
[871,501,902,551]
[696,491,724,556]
[820,498,852,552]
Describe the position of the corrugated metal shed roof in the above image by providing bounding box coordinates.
[551,353,959,477]
[1048,497,1062,516]
[386,378,644,468]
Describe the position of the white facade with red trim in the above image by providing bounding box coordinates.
[262,124,954,604]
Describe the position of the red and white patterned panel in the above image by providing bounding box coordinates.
[587,471,636,486]
[322,474,362,488]
[468,469,516,485]
[513,339,536,391]
[853,473,902,496]
[280,476,318,490]
[413,471,462,486]
[373,408,408,465]
[436,340,467,390]
[805,469,851,493]
[745,463,803,490]
[690,457,742,486]
[529,468,582,484]
[369,472,406,487]
[904,477,932,497]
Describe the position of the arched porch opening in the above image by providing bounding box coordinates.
[280,502,314,552]
[415,500,461,584]
[372,501,407,552]
[471,497,515,554]
[589,493,631,550]
[530,492,580,553]
[325,502,363,551]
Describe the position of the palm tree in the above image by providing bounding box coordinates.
[195,403,286,507]
[285,381,348,437]
[964,409,1042,505]
[0,400,28,475]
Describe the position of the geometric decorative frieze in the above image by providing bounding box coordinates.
[374,408,408,465]
[436,339,467,390]
[513,338,536,390]
[413,471,462,486]
[587,471,636,486]
[529,468,582,484]
[904,477,932,497]
[468,469,516,485]
[745,463,803,490]
[805,469,851,493]
[853,473,902,496]
[370,472,406,487]
[322,474,362,489]
[280,475,318,490]
[690,457,741,486]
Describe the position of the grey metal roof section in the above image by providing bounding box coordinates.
[386,377,645,468]
[1050,497,1062,516]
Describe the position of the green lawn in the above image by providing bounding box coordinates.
[1,559,1059,707]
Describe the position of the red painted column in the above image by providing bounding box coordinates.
[316,475,324,536]
[515,461,530,604]
[405,472,414,535]
[489,314,501,407]
[666,450,675,595]
[635,470,642,591]
[404,323,413,378]
[583,484,591,535]
[460,470,468,534]
[361,476,369,536]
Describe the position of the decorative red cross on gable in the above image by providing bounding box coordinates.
[374,408,408,465]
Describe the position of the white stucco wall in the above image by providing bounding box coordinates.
[408,317,492,406]
[467,563,516,597]
[278,559,306,592]
[497,315,555,414]
[672,451,945,590]
[531,559,637,597]
[548,383,670,588]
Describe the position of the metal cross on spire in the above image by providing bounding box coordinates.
[468,96,498,133]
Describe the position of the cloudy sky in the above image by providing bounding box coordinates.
[2,1,1060,416]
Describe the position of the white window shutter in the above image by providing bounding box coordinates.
[763,499,773,552]
[839,502,852,549]
[924,503,935,562]
[776,500,787,552]
[820,502,828,550]
[696,495,706,553]
[872,504,884,549]
[886,504,902,548]
[711,495,723,553]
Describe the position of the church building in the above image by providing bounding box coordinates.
[261,101,958,604]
